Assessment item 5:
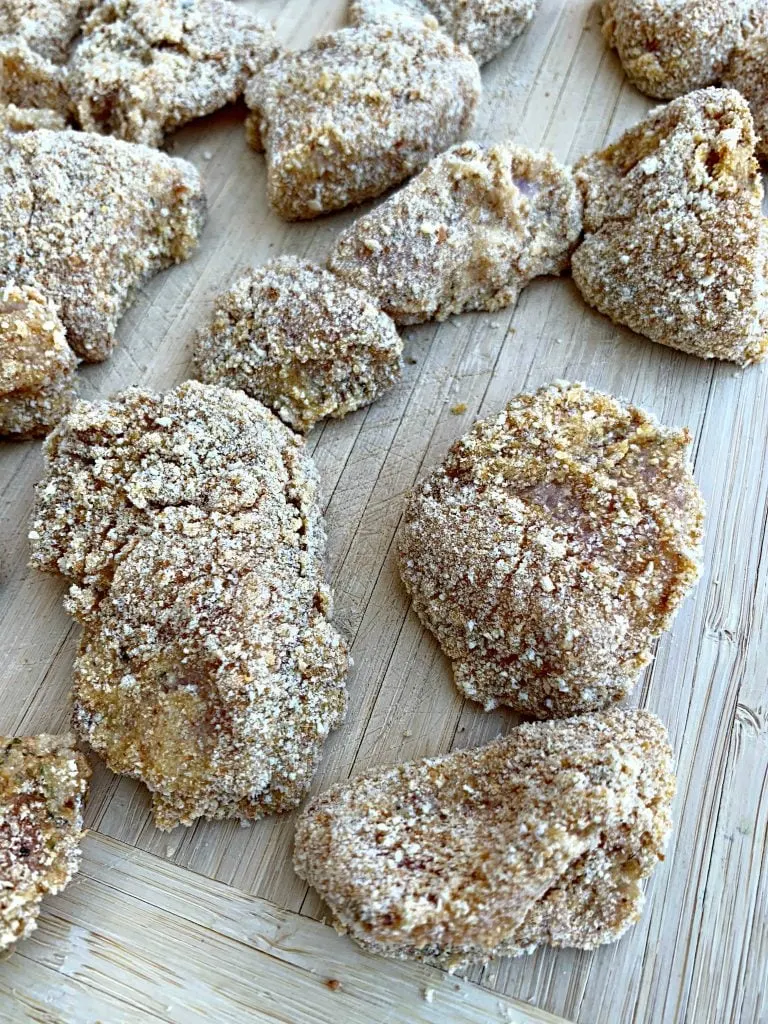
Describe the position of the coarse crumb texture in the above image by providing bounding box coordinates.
[0,0,94,64]
[572,88,768,364]
[195,256,403,433]
[0,281,77,438]
[398,382,704,718]
[723,6,768,161]
[28,382,349,830]
[0,101,67,130]
[67,0,279,147]
[0,38,70,115]
[329,141,582,325]
[244,20,481,221]
[0,127,205,362]
[601,0,755,99]
[294,708,675,969]
[348,0,539,65]
[0,733,90,951]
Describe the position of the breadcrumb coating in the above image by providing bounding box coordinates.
[245,20,481,221]
[195,255,403,433]
[67,0,279,147]
[28,382,349,830]
[348,0,540,65]
[0,102,67,130]
[329,141,582,325]
[398,382,704,718]
[0,733,90,950]
[0,37,70,115]
[572,88,768,364]
[0,282,77,438]
[601,0,754,99]
[0,127,205,362]
[723,6,768,160]
[294,708,675,969]
[0,0,94,64]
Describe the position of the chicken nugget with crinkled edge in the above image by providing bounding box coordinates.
[398,382,704,718]
[328,141,582,325]
[0,0,95,64]
[348,0,540,65]
[0,127,205,362]
[0,281,77,438]
[601,0,755,99]
[245,20,481,221]
[28,382,349,830]
[67,0,279,147]
[1,733,90,950]
[195,256,403,433]
[572,88,768,364]
[723,6,768,160]
[294,708,675,969]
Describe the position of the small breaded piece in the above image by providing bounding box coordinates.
[601,0,754,99]
[0,127,205,362]
[572,88,768,364]
[295,708,675,969]
[723,6,768,160]
[329,142,582,325]
[29,382,349,830]
[0,282,77,438]
[398,382,704,718]
[0,37,70,116]
[67,0,279,147]
[195,256,403,433]
[245,20,481,221]
[0,0,94,64]
[1,733,90,950]
[348,0,540,65]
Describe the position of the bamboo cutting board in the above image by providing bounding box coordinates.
[1,1,766,1021]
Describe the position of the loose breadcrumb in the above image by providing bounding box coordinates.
[572,88,768,364]
[348,0,540,65]
[67,0,279,147]
[0,127,205,362]
[0,733,90,950]
[245,20,481,221]
[0,0,95,64]
[29,382,349,830]
[329,141,582,325]
[398,382,704,718]
[601,0,753,99]
[195,256,403,433]
[294,708,675,969]
[0,282,77,438]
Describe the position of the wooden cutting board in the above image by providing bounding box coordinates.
[1,1,765,1021]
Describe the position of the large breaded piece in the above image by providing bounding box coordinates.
[0,281,77,438]
[67,0,279,147]
[28,382,349,830]
[294,709,675,969]
[1,733,90,950]
[601,0,754,99]
[0,0,94,64]
[329,141,582,325]
[194,256,403,433]
[398,382,704,718]
[245,20,481,221]
[0,127,205,362]
[348,0,540,65]
[572,88,768,364]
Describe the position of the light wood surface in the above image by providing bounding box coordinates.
[1,1,767,1022]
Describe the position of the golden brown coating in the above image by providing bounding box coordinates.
[194,256,403,433]
[244,20,481,221]
[0,0,94,64]
[572,88,768,364]
[329,141,582,325]
[29,382,349,830]
[0,282,77,438]
[67,0,279,147]
[601,0,754,99]
[294,708,675,969]
[398,382,704,718]
[723,6,768,160]
[348,0,540,65]
[0,733,90,950]
[0,127,205,363]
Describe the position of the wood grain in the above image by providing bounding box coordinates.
[1,0,766,1021]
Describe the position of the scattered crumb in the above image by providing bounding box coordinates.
[450,402,467,415]
[325,978,342,991]
[423,987,435,1003]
